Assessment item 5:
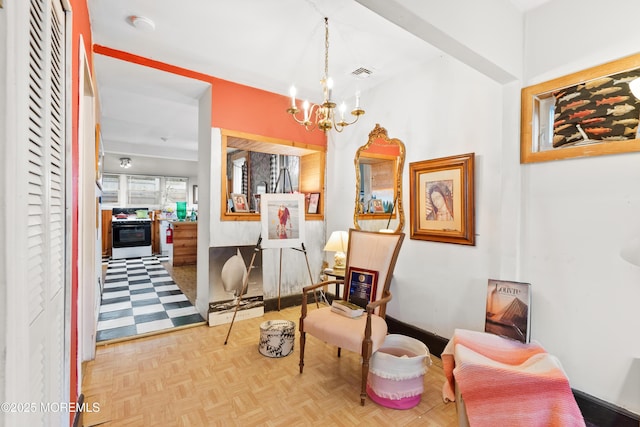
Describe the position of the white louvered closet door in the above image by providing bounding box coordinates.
[3,0,69,425]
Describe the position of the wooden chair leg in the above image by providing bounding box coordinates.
[361,352,370,406]
[299,331,306,373]
[361,329,373,406]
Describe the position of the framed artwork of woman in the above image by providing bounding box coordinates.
[409,153,475,245]
[231,193,249,212]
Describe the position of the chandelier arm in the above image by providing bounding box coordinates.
[336,111,364,127]
[288,103,320,127]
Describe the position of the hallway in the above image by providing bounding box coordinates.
[97,256,204,343]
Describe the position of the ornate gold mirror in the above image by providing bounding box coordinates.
[354,124,405,233]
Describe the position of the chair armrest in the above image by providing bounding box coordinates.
[366,291,392,314]
[361,291,392,360]
[302,279,343,294]
[301,279,345,320]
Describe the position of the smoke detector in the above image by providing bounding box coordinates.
[128,16,156,31]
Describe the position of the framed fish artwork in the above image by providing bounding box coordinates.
[521,52,640,163]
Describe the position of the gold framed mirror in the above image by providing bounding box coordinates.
[354,124,405,233]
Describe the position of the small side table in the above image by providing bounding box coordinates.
[323,268,345,299]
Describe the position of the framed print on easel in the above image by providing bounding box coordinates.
[260,193,306,248]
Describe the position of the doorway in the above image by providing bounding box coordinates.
[92,54,211,342]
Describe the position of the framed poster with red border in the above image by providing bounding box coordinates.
[346,267,379,309]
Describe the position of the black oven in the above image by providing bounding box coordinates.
[111,207,152,259]
[112,221,151,248]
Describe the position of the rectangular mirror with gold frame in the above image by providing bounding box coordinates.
[521,53,640,163]
[221,129,325,221]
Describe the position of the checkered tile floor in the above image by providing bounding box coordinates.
[97,256,204,342]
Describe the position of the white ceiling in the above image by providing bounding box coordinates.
[88,0,550,175]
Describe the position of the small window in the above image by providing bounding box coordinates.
[102,174,120,204]
[164,177,188,204]
[127,175,161,205]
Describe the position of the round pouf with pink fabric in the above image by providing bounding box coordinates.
[367,334,432,409]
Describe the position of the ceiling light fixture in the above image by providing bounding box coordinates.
[129,15,156,32]
[120,157,132,169]
[287,17,365,133]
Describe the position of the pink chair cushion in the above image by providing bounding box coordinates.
[302,307,388,354]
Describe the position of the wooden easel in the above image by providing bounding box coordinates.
[273,166,321,309]
[224,235,263,345]
[277,243,317,311]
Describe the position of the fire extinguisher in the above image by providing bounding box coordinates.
[166,224,173,244]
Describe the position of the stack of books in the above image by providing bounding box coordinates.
[331,300,364,318]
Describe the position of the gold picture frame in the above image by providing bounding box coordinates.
[521,53,640,163]
[230,193,249,212]
[307,192,320,214]
[409,153,475,245]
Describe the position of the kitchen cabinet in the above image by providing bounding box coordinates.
[172,221,197,266]
[151,211,161,255]
[101,209,112,257]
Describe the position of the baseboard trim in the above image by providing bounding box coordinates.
[385,316,639,426]
[386,315,449,357]
[573,389,639,427]
[264,292,320,312]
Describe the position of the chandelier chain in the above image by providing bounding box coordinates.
[286,16,365,133]
[324,17,329,80]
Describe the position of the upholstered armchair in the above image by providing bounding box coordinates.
[299,228,405,405]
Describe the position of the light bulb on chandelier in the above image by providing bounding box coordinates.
[286,17,365,133]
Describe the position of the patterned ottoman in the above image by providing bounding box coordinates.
[258,320,295,358]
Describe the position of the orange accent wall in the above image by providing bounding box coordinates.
[69,0,94,416]
[365,138,401,156]
[92,45,326,147]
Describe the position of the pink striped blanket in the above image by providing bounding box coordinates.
[442,329,585,427]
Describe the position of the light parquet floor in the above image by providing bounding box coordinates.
[82,305,458,427]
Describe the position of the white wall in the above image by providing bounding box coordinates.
[521,0,640,414]
[523,0,640,84]
[329,54,511,336]
[330,0,640,416]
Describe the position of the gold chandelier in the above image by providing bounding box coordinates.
[286,17,365,133]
